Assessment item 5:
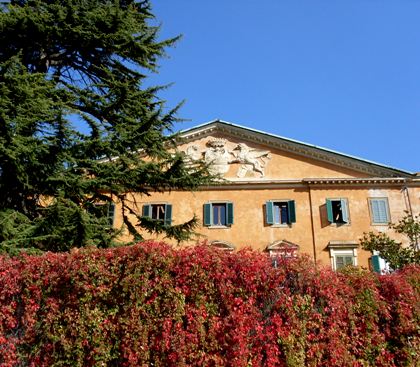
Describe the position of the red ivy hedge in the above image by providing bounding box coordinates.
[0,242,419,366]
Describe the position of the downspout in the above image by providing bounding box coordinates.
[402,182,413,217]
[307,182,317,264]
[403,180,419,251]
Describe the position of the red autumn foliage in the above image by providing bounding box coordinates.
[0,241,418,366]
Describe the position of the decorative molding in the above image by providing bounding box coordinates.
[179,121,415,179]
[210,240,235,251]
[267,239,299,251]
[327,241,359,248]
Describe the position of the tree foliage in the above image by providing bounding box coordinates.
[0,0,214,253]
[360,213,420,270]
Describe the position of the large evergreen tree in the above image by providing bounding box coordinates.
[0,0,213,253]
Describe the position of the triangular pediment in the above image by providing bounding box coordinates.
[177,120,414,181]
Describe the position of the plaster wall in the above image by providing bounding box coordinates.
[114,184,420,270]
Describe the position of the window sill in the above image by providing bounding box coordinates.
[270,224,292,228]
[207,225,231,229]
[329,222,350,227]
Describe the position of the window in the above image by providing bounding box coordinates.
[266,200,296,225]
[368,198,390,224]
[335,255,354,269]
[326,198,349,224]
[328,241,358,270]
[204,202,233,227]
[142,203,172,225]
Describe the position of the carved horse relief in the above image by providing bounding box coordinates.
[230,143,271,178]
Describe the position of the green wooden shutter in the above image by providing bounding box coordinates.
[340,199,349,223]
[226,202,234,226]
[204,203,212,226]
[164,204,172,226]
[266,201,274,225]
[142,204,151,218]
[107,202,115,226]
[287,200,296,224]
[326,199,333,223]
[371,255,381,273]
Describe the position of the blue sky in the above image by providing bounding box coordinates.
[148,1,420,173]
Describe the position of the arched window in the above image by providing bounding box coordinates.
[210,240,235,252]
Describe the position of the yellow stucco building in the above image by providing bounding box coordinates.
[114,120,420,271]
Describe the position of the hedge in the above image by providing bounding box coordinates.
[0,242,419,366]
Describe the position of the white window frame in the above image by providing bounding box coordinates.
[328,241,358,270]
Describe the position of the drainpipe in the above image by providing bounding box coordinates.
[402,183,413,217]
[402,182,418,251]
[307,182,317,264]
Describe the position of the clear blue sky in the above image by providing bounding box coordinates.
[148,1,420,173]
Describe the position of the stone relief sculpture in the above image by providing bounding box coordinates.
[185,145,202,161]
[203,139,231,175]
[184,139,271,178]
[230,143,271,178]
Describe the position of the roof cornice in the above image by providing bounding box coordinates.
[168,177,416,191]
[179,120,415,179]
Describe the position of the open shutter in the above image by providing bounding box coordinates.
[204,203,212,226]
[371,255,381,273]
[326,199,333,223]
[142,204,151,218]
[164,204,172,226]
[266,201,274,225]
[340,199,349,223]
[287,200,296,224]
[107,202,115,226]
[226,202,234,226]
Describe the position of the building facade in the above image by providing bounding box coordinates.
[114,120,420,271]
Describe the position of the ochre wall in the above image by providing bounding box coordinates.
[114,184,420,270]
[113,133,420,270]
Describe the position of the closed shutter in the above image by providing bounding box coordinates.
[266,201,274,225]
[371,255,381,273]
[164,204,172,226]
[377,200,388,222]
[204,203,212,226]
[226,202,234,226]
[142,204,151,218]
[287,200,296,224]
[326,199,333,223]
[340,199,349,223]
[371,199,389,223]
